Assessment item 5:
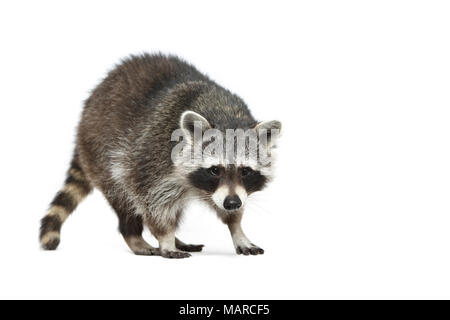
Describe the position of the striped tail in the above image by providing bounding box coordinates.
[40,153,92,250]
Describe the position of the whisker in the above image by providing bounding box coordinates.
[245,200,275,216]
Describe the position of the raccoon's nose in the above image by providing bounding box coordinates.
[223,195,242,210]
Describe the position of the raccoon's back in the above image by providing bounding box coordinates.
[82,54,208,131]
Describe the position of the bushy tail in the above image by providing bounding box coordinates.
[40,152,92,250]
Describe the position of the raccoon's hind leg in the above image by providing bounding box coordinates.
[40,153,93,250]
[108,197,159,256]
[124,234,159,256]
[175,237,204,252]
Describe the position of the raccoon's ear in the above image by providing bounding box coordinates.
[180,111,211,137]
[254,120,282,148]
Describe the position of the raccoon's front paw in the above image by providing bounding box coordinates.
[236,244,264,255]
[161,250,192,259]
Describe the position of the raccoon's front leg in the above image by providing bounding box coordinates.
[226,212,264,255]
[146,217,191,259]
[154,230,192,259]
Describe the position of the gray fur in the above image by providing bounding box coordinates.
[42,53,280,257]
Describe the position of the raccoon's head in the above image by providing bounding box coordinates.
[173,111,281,212]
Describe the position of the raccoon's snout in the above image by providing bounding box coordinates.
[223,195,242,211]
[211,185,246,211]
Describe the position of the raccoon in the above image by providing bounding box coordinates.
[39,54,281,258]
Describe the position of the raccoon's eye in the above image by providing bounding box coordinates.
[241,167,253,177]
[208,166,220,176]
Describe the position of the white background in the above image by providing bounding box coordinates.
[0,0,449,299]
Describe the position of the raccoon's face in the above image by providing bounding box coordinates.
[173,110,281,212]
[188,164,267,211]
